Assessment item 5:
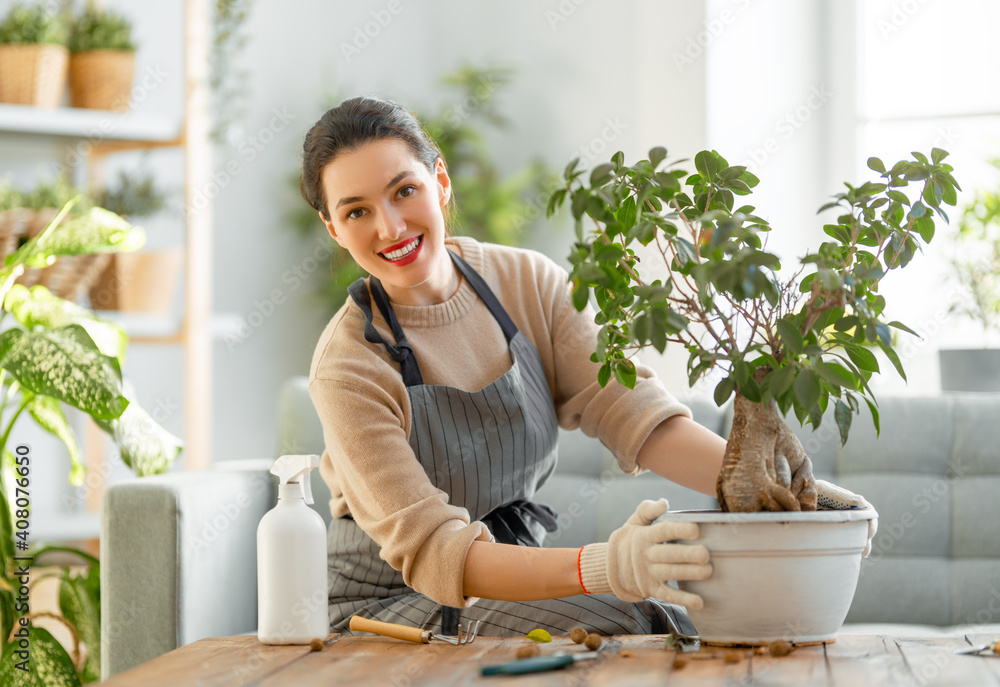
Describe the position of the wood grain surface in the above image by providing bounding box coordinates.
[99,632,1000,686]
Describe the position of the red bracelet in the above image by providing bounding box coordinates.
[577,546,589,594]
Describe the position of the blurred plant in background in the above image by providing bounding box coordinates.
[949,158,1000,338]
[289,64,556,311]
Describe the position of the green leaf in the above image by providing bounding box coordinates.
[793,369,821,409]
[776,319,804,355]
[844,344,879,373]
[613,359,637,389]
[27,394,84,485]
[590,163,615,187]
[834,400,852,445]
[563,157,580,182]
[694,150,719,180]
[59,568,101,683]
[21,207,144,264]
[866,397,881,436]
[91,398,183,476]
[888,320,918,337]
[764,366,796,399]
[597,361,611,388]
[878,339,906,381]
[931,148,948,164]
[714,377,735,407]
[815,360,858,390]
[526,629,552,643]
[0,626,81,687]
[867,157,886,174]
[571,282,589,311]
[4,284,127,362]
[0,325,128,419]
[649,146,667,169]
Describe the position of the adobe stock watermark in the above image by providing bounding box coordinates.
[424,73,497,139]
[745,84,832,171]
[673,0,752,72]
[545,0,588,31]
[340,0,410,63]
[224,235,335,352]
[185,476,269,554]
[185,107,295,219]
[875,0,932,40]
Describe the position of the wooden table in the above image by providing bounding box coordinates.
[100,633,1000,686]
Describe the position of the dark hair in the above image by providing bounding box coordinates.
[300,96,445,222]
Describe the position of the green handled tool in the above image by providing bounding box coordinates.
[480,649,601,676]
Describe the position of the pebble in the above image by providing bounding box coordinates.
[516,644,540,659]
[769,640,794,657]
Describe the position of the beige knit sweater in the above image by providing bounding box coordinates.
[308,237,691,607]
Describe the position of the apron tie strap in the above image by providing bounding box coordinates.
[482,499,559,548]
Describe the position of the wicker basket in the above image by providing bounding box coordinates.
[0,44,69,108]
[88,249,182,313]
[0,208,112,302]
[69,49,134,111]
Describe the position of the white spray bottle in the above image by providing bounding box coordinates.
[257,454,327,644]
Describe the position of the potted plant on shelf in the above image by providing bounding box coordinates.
[939,158,1000,391]
[0,200,183,685]
[549,147,957,644]
[0,2,69,108]
[68,5,135,112]
[85,169,179,314]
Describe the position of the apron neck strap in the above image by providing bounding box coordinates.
[448,250,519,342]
[346,247,521,387]
[347,278,423,387]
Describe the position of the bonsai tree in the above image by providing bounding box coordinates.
[949,158,1000,339]
[0,200,183,685]
[549,147,958,512]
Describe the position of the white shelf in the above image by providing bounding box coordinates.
[0,103,181,143]
[94,311,244,340]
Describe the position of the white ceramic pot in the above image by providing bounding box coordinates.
[655,508,876,646]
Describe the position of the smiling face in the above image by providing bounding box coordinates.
[319,138,457,306]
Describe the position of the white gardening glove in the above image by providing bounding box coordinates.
[815,479,878,558]
[578,499,712,609]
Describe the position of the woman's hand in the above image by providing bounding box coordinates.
[578,499,712,609]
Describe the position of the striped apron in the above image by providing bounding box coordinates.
[327,250,694,638]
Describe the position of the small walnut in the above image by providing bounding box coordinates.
[309,638,324,652]
[584,633,602,651]
[516,644,540,659]
[619,649,636,658]
[672,655,689,670]
[724,650,742,663]
[769,640,794,657]
[569,628,588,644]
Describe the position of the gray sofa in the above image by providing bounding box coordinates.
[101,377,1000,678]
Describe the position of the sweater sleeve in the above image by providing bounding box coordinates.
[539,258,692,475]
[309,353,493,608]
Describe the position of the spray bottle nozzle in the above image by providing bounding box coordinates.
[271,454,321,504]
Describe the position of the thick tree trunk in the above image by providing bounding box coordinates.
[716,392,818,513]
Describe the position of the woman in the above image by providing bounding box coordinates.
[300,96,874,638]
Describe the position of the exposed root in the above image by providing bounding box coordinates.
[717,392,818,513]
